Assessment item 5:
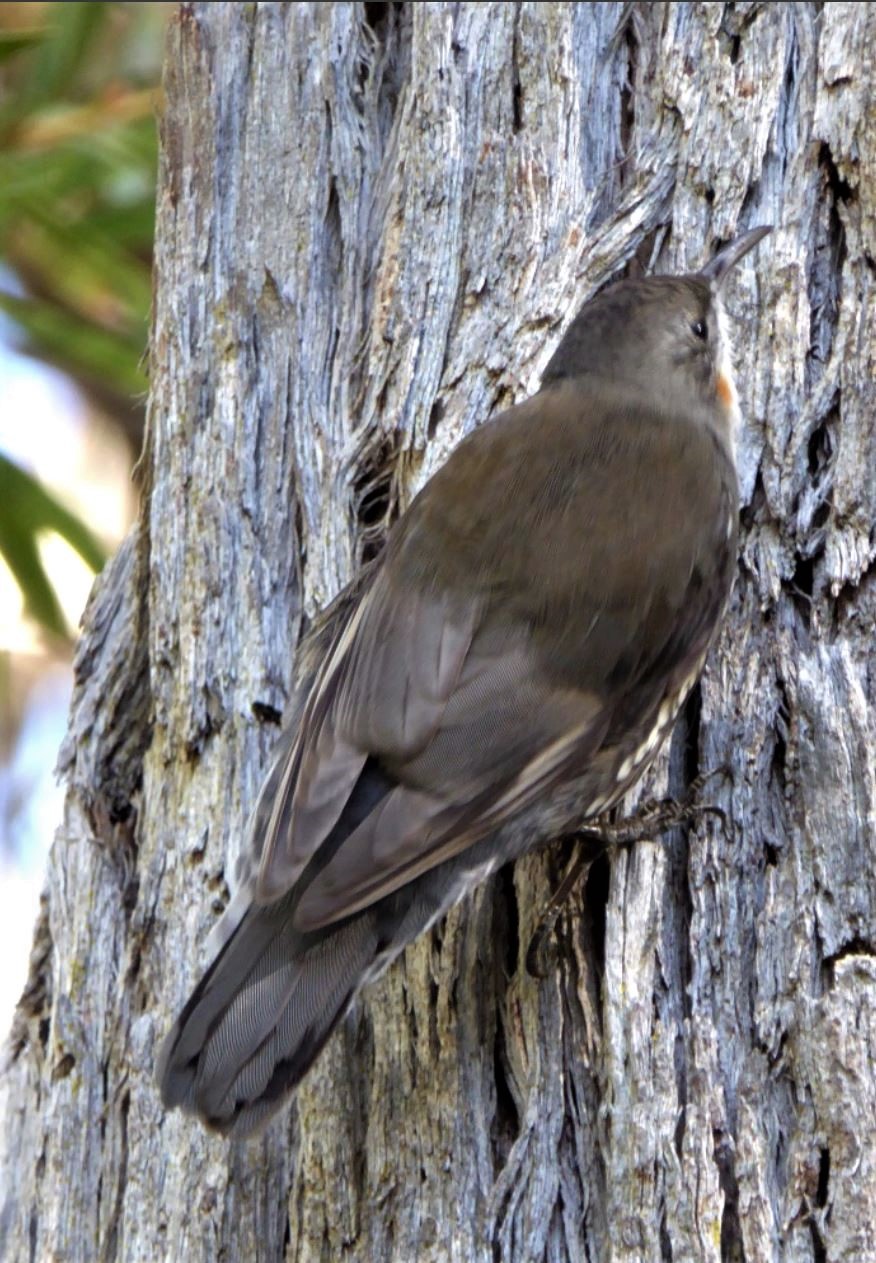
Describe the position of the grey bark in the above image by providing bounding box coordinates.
[2,3,875,1261]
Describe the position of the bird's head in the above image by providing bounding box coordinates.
[542,226,771,441]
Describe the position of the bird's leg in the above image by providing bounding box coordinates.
[526,768,728,978]
[586,765,729,847]
[587,768,728,847]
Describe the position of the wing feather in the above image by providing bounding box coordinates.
[254,570,478,902]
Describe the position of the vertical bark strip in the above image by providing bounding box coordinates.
[2,5,875,1261]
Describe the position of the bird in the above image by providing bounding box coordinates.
[157,225,771,1137]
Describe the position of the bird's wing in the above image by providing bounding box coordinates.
[251,568,482,903]
[252,382,735,931]
[290,611,609,931]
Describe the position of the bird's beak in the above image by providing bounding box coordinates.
[700,225,772,286]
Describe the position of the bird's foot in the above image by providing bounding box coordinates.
[580,766,728,848]
[525,767,728,978]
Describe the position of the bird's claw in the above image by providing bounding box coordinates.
[525,766,729,978]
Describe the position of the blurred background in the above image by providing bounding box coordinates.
[0,1,170,1036]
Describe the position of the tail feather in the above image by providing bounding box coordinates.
[158,759,407,1136]
[157,902,379,1137]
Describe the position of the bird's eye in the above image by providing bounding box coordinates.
[691,319,708,341]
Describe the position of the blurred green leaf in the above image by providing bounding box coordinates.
[0,2,167,642]
[0,454,107,640]
[12,204,153,320]
[0,454,106,571]
[0,2,161,415]
[0,29,46,64]
[0,515,67,640]
[2,3,105,127]
[0,291,147,396]
[84,197,155,248]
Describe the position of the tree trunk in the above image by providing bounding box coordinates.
[3,3,875,1260]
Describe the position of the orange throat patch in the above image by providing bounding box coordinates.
[716,369,736,410]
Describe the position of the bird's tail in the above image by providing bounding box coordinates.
[156,896,381,1137]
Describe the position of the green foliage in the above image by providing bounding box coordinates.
[0,453,106,639]
[0,2,166,642]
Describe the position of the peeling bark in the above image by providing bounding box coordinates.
[2,4,875,1261]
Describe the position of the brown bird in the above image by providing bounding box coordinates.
[157,225,770,1136]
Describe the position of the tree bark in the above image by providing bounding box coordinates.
[3,3,876,1260]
